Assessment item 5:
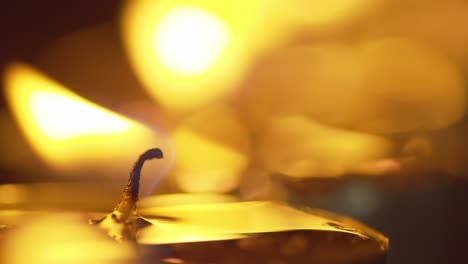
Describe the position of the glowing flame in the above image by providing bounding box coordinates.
[121,1,277,111]
[28,92,132,140]
[121,0,372,112]
[154,6,230,75]
[3,63,169,175]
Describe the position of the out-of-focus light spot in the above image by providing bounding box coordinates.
[0,184,26,205]
[170,105,250,193]
[1,214,134,264]
[29,92,132,140]
[154,6,230,75]
[240,44,368,131]
[242,39,465,134]
[367,1,468,63]
[3,63,171,175]
[257,115,391,178]
[122,1,284,111]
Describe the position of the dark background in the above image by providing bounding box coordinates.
[1,1,467,263]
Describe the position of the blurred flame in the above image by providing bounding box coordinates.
[1,214,133,264]
[28,92,132,140]
[3,63,170,175]
[138,193,238,208]
[154,6,230,75]
[124,0,370,112]
[122,0,285,111]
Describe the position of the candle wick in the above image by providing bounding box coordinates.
[115,148,164,220]
[91,148,164,243]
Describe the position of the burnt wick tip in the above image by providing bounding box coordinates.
[129,148,164,197]
[140,148,164,161]
[115,148,164,217]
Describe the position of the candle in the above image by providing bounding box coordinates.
[92,148,389,263]
[1,149,388,264]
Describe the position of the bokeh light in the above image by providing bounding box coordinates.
[153,6,230,75]
[122,0,286,111]
[241,39,465,134]
[3,63,171,176]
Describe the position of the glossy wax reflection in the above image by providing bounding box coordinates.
[136,197,387,254]
[135,196,388,264]
[1,213,134,264]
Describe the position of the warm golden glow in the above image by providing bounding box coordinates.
[242,41,465,134]
[154,6,230,75]
[138,201,371,244]
[257,115,392,178]
[0,184,26,205]
[28,92,132,140]
[3,63,170,175]
[170,105,250,192]
[276,0,375,28]
[121,0,282,111]
[2,214,133,264]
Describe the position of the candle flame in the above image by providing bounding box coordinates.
[122,1,265,111]
[154,6,230,75]
[28,91,132,141]
[3,63,170,175]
